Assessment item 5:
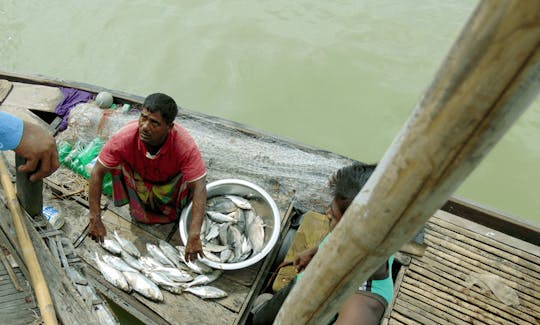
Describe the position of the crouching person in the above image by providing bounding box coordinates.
[252,163,394,325]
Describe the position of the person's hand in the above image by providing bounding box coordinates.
[14,121,59,182]
[89,215,107,244]
[293,247,318,273]
[185,234,204,262]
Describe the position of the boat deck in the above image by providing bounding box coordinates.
[0,243,38,325]
[383,210,540,325]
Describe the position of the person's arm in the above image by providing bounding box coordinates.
[0,113,59,181]
[88,160,110,243]
[184,176,206,262]
[293,246,319,273]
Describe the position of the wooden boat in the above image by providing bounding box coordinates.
[0,70,538,324]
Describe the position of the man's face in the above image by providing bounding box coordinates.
[138,108,171,146]
[326,199,344,231]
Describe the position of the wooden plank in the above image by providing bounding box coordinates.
[414,254,540,320]
[393,298,459,325]
[425,226,540,282]
[398,284,473,323]
[391,302,433,325]
[0,80,13,103]
[423,250,540,315]
[0,81,63,113]
[386,316,407,325]
[441,197,540,247]
[408,261,537,323]
[390,311,420,325]
[381,264,407,324]
[16,208,100,324]
[425,233,540,300]
[430,212,540,271]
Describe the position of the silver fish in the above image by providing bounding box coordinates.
[183,270,223,288]
[218,223,230,246]
[139,255,165,271]
[203,242,229,253]
[228,225,244,262]
[121,250,145,271]
[146,243,175,267]
[220,248,233,263]
[247,215,265,254]
[160,284,184,294]
[207,211,237,224]
[122,271,163,302]
[205,224,220,242]
[186,260,214,274]
[101,238,123,255]
[236,209,246,233]
[184,285,228,299]
[202,249,221,262]
[102,254,138,273]
[225,195,252,210]
[95,252,131,292]
[241,236,252,256]
[145,270,182,288]
[158,240,183,268]
[206,196,237,214]
[113,230,141,257]
[152,266,193,283]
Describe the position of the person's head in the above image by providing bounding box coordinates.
[138,93,178,146]
[326,163,376,230]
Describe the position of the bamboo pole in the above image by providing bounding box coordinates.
[276,1,540,324]
[0,157,58,325]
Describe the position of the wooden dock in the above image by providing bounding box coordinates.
[383,210,540,324]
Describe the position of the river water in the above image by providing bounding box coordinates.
[1,0,538,227]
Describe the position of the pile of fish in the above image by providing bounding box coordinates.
[95,230,227,302]
[200,194,267,264]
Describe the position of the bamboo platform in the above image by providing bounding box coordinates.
[383,210,540,325]
[0,245,38,325]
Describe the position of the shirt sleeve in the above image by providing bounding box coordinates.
[0,112,24,150]
[182,145,206,182]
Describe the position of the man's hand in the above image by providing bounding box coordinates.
[89,215,107,244]
[185,234,204,262]
[293,247,318,273]
[14,121,59,182]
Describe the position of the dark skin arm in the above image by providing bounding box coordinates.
[14,120,60,182]
[88,160,110,243]
[293,247,318,273]
[184,176,206,262]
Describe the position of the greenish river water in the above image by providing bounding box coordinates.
[1,2,538,223]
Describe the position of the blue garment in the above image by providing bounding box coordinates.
[0,112,24,150]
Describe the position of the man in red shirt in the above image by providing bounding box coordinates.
[88,93,207,262]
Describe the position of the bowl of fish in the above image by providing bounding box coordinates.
[179,179,281,270]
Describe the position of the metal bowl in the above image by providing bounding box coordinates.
[179,179,281,270]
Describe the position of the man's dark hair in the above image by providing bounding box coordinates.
[329,163,377,213]
[143,93,178,125]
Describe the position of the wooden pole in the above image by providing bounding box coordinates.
[0,157,58,325]
[276,1,540,324]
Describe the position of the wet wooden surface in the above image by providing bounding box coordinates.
[383,211,540,324]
